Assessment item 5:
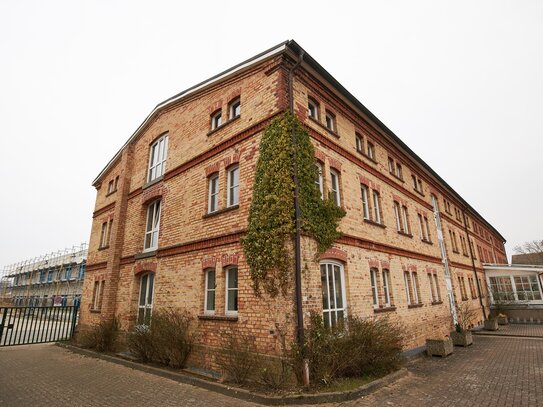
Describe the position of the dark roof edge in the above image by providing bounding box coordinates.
[285,40,506,242]
[91,40,290,187]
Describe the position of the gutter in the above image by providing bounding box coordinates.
[462,209,486,319]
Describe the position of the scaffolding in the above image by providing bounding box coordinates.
[1,243,88,306]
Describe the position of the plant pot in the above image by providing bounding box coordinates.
[484,319,499,331]
[426,337,454,357]
[497,315,509,325]
[450,330,473,347]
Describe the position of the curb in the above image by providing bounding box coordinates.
[472,331,543,340]
[56,343,407,405]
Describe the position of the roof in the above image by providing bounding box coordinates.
[92,39,506,242]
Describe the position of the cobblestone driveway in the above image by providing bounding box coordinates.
[1,335,542,406]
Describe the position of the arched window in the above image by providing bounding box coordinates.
[320,261,346,328]
[138,273,155,325]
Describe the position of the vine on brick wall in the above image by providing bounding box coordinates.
[241,112,345,297]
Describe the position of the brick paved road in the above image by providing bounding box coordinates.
[474,323,543,338]
[1,336,542,406]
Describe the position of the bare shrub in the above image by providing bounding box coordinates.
[80,318,119,353]
[258,356,294,390]
[216,329,257,384]
[294,313,404,386]
[455,302,478,332]
[127,309,195,369]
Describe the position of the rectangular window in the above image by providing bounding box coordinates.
[372,191,381,224]
[367,141,375,160]
[418,214,424,240]
[434,274,441,301]
[401,205,410,234]
[355,133,363,152]
[404,271,412,305]
[225,267,238,315]
[204,269,216,314]
[325,111,336,132]
[315,163,324,199]
[382,269,391,307]
[370,268,379,308]
[208,174,219,213]
[361,185,370,220]
[514,275,542,301]
[489,276,515,301]
[229,98,241,119]
[388,157,395,174]
[99,222,109,248]
[138,273,154,325]
[78,263,86,280]
[144,200,161,251]
[394,201,402,232]
[321,262,346,328]
[211,110,222,130]
[308,98,319,120]
[47,270,54,283]
[147,134,168,182]
[329,169,341,206]
[92,280,104,311]
[396,163,403,180]
[411,272,420,304]
[64,265,73,281]
[227,165,240,207]
[428,273,436,302]
[107,179,115,194]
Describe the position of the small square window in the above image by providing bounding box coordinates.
[229,98,240,120]
[211,110,222,130]
[325,111,336,132]
[308,98,319,120]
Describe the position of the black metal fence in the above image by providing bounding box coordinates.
[0,306,79,346]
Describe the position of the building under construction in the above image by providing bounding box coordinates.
[1,244,87,307]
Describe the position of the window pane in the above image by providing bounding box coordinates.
[321,265,329,309]
[139,275,148,306]
[328,265,335,309]
[334,265,343,308]
[147,274,154,305]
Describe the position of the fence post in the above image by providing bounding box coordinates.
[70,304,79,339]
[0,307,7,342]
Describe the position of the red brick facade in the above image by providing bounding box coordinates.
[81,42,507,371]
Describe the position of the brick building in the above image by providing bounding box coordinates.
[80,40,507,366]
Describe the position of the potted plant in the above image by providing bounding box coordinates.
[426,336,454,357]
[450,302,475,346]
[497,313,509,325]
[484,316,499,331]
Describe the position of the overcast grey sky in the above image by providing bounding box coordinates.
[1,0,542,268]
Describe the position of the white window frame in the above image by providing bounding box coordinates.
[382,269,391,307]
[227,165,239,207]
[147,134,168,183]
[411,272,420,304]
[308,98,319,120]
[92,280,103,310]
[367,141,375,159]
[404,271,412,305]
[320,261,347,328]
[329,169,341,206]
[370,268,379,309]
[396,163,403,179]
[315,162,324,199]
[137,273,155,326]
[394,201,402,232]
[208,174,219,213]
[225,267,238,315]
[418,214,424,240]
[144,200,161,252]
[372,191,381,224]
[388,157,395,174]
[424,216,431,241]
[204,269,216,315]
[401,205,410,234]
[211,110,222,130]
[325,111,336,132]
[428,273,436,302]
[361,185,370,220]
[355,133,363,152]
[100,221,109,248]
[229,98,241,120]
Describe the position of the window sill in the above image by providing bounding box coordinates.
[413,189,425,197]
[452,250,460,254]
[408,303,423,309]
[461,297,469,301]
[374,306,396,314]
[308,116,340,138]
[207,115,240,137]
[364,219,386,229]
[98,245,110,251]
[397,231,413,238]
[90,309,101,314]
[203,204,239,219]
[143,175,164,191]
[389,172,404,183]
[421,239,433,245]
[463,254,470,258]
[198,314,238,322]
[105,189,118,197]
[135,250,157,260]
[431,300,443,306]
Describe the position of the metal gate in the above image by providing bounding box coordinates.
[0,306,79,346]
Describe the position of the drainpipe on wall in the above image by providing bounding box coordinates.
[462,209,487,320]
[288,48,309,387]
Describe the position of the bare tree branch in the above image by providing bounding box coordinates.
[514,239,543,254]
